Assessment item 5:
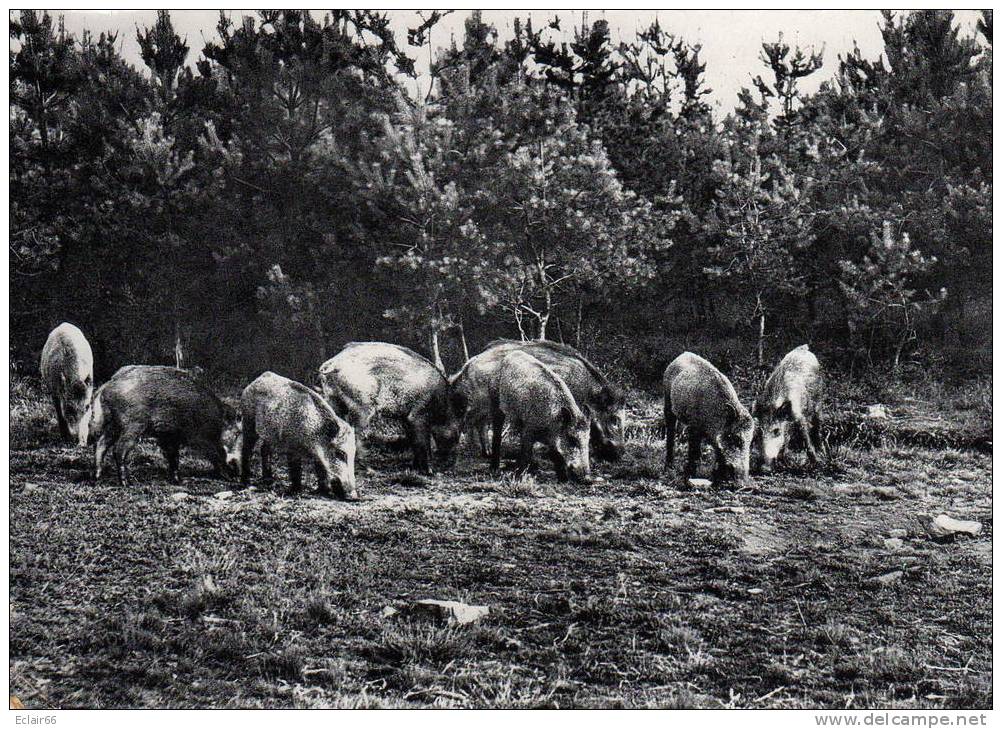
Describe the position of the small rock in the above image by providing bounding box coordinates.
[925,514,982,539]
[214,490,233,500]
[870,486,899,501]
[170,492,188,502]
[871,570,903,586]
[411,599,490,626]
[748,588,764,595]
[704,505,745,514]
[21,483,40,495]
[380,606,399,619]
[883,538,904,551]
[688,478,712,488]
[888,529,908,539]
[865,404,891,419]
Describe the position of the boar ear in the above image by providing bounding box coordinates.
[560,405,574,428]
[324,417,342,440]
[727,402,741,423]
[777,401,793,419]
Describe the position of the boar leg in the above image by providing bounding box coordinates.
[240,418,258,485]
[113,432,139,487]
[157,434,182,484]
[797,416,819,464]
[685,429,703,476]
[313,459,331,497]
[260,443,274,482]
[53,396,71,441]
[516,432,537,477]
[93,429,116,482]
[664,401,677,471]
[402,412,430,474]
[287,457,303,494]
[551,450,568,482]
[810,412,823,458]
[477,421,491,458]
[313,447,344,498]
[490,410,506,475]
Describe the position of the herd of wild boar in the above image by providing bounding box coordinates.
[38,322,824,497]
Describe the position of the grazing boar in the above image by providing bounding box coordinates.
[40,322,94,446]
[663,352,754,484]
[754,344,823,473]
[319,342,466,474]
[240,372,357,499]
[489,351,591,482]
[453,339,625,461]
[90,365,241,486]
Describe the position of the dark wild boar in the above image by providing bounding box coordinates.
[240,372,357,499]
[40,322,94,446]
[490,351,591,482]
[319,342,465,474]
[453,339,625,461]
[90,365,241,486]
[754,344,823,473]
[663,352,754,484]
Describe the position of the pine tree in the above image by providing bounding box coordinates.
[838,221,947,368]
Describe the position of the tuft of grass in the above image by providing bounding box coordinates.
[10,375,60,449]
[255,646,308,682]
[178,575,231,618]
[374,620,480,667]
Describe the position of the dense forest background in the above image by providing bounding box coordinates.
[9,9,992,388]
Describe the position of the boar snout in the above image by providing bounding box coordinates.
[330,476,359,501]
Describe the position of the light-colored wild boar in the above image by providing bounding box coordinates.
[90,365,241,486]
[452,339,625,461]
[40,322,94,446]
[663,352,754,484]
[754,344,823,473]
[240,372,357,499]
[319,342,466,474]
[489,351,591,482]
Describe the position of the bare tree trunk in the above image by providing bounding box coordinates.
[755,293,766,368]
[535,257,551,341]
[174,320,185,369]
[576,296,584,349]
[430,324,444,373]
[456,323,470,363]
[514,306,528,341]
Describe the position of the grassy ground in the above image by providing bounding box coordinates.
[9,376,992,709]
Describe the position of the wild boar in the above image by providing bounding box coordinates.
[489,351,591,482]
[754,344,823,473]
[663,352,754,484]
[90,365,241,486]
[240,372,357,499]
[40,322,94,446]
[453,339,625,461]
[319,342,466,474]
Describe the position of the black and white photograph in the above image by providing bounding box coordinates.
[8,8,993,712]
